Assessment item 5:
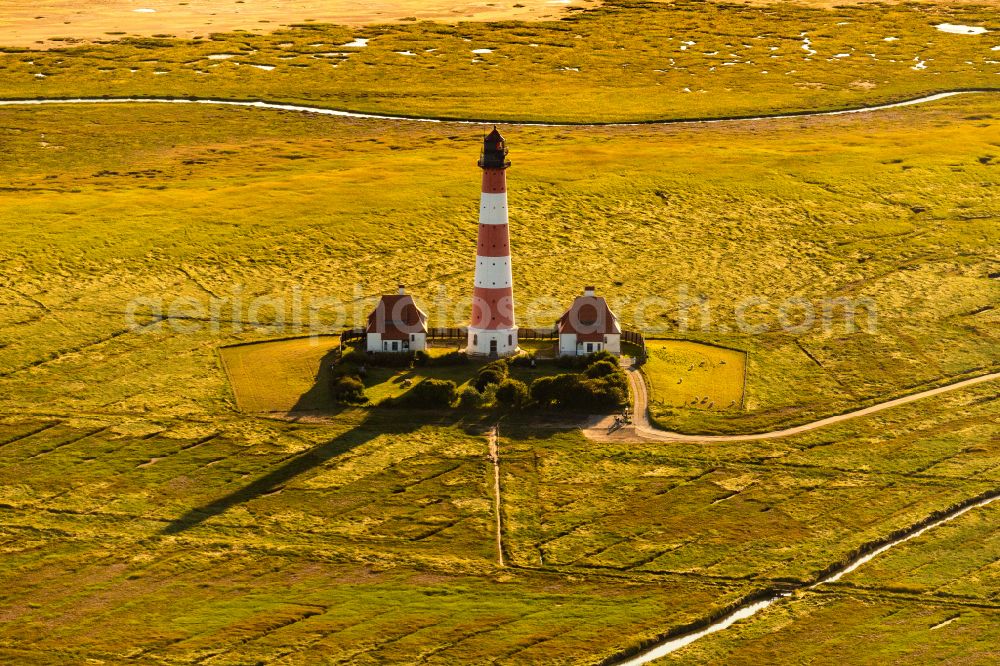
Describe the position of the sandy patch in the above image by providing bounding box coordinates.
[0,0,596,49]
[935,23,989,35]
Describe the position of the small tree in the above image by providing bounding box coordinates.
[584,359,619,378]
[495,378,530,409]
[331,375,366,404]
[457,385,483,409]
[530,375,558,406]
[401,379,457,408]
[432,350,469,366]
[475,368,506,392]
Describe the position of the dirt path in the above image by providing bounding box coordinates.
[488,425,504,567]
[588,363,1000,443]
[0,90,994,127]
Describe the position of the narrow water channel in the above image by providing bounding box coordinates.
[614,492,1000,665]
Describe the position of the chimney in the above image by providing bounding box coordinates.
[397,285,406,295]
[584,286,595,296]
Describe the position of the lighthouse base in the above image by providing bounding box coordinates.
[465,327,519,358]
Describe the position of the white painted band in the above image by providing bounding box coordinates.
[474,256,513,288]
[479,192,508,226]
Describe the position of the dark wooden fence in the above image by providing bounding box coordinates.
[340,327,365,346]
[621,329,647,362]
[338,325,644,358]
[425,326,558,341]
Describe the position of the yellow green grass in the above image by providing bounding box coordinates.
[668,499,1000,663]
[1,94,995,432]
[219,336,339,413]
[0,375,994,661]
[0,25,998,660]
[0,1,998,122]
[643,339,747,412]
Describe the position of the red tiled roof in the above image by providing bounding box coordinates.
[557,296,621,338]
[367,294,428,340]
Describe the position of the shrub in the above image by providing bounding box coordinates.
[366,351,414,368]
[331,375,366,404]
[530,373,577,407]
[456,385,483,409]
[331,362,361,379]
[584,359,619,378]
[480,383,498,407]
[600,368,629,394]
[555,349,618,369]
[530,376,557,406]
[474,359,509,392]
[339,347,413,368]
[585,350,617,367]
[413,350,430,366]
[341,349,369,366]
[510,353,538,368]
[400,379,457,408]
[578,377,627,410]
[431,351,469,366]
[554,354,577,369]
[495,378,530,409]
[481,358,510,375]
[475,368,506,392]
[529,371,626,411]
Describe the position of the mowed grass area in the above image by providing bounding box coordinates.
[0,1,998,122]
[219,336,339,413]
[219,337,589,408]
[668,500,1000,663]
[643,339,746,414]
[0,95,995,432]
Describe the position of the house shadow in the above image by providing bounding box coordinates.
[286,345,346,417]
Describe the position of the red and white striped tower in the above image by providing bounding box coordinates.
[467,127,518,357]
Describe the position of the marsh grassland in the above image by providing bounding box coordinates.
[1,1,999,121]
[0,0,998,662]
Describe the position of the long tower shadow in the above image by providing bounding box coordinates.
[162,346,414,535]
[160,419,382,534]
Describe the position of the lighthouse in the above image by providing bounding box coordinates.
[467,127,518,357]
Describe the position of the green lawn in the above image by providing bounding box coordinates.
[219,336,340,413]
[643,339,746,412]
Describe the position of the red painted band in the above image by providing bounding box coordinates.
[476,224,511,257]
[471,286,515,329]
[481,169,507,194]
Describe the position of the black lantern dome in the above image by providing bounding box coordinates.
[478,126,510,169]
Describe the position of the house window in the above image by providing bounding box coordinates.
[473,334,478,346]
[410,334,415,342]
[383,341,388,352]
[391,341,399,352]
[508,334,512,346]
[586,342,593,353]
